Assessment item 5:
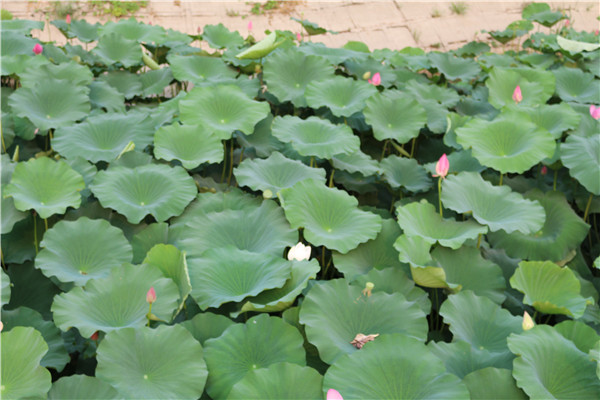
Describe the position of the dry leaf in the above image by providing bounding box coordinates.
[350,333,379,349]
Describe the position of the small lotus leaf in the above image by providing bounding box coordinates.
[380,155,433,192]
[305,76,377,117]
[561,134,600,195]
[168,54,236,85]
[96,325,207,399]
[331,150,380,176]
[429,52,481,81]
[462,367,527,400]
[201,23,244,49]
[180,312,236,346]
[48,375,119,400]
[153,123,223,169]
[97,71,143,99]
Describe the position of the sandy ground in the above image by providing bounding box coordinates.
[2,1,599,51]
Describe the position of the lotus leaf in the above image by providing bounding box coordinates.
[331,150,380,176]
[52,263,180,337]
[100,18,166,42]
[1,269,10,307]
[557,35,600,53]
[522,103,581,139]
[1,31,39,56]
[203,314,306,399]
[153,123,223,169]
[97,70,143,99]
[6,262,60,318]
[486,67,555,108]
[172,188,261,224]
[462,367,527,399]
[554,320,600,353]
[88,80,126,112]
[1,18,44,34]
[180,312,236,346]
[298,42,368,64]
[380,155,433,192]
[510,261,593,318]
[143,244,191,312]
[555,67,600,103]
[305,76,377,117]
[279,179,383,253]
[201,23,244,49]
[140,67,174,96]
[168,54,236,85]
[48,375,119,400]
[1,186,26,234]
[429,52,481,81]
[561,134,600,195]
[19,60,93,88]
[429,340,514,378]
[236,31,280,60]
[96,325,207,399]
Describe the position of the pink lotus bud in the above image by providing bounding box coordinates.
[247,20,253,31]
[590,105,600,120]
[522,311,534,331]
[327,389,344,400]
[34,128,39,135]
[32,43,43,55]
[197,26,201,34]
[368,72,381,86]
[512,85,523,104]
[564,19,569,27]
[433,154,449,179]
[296,32,302,41]
[595,29,599,36]
[541,165,548,175]
[0,321,3,332]
[66,14,71,24]
[146,287,156,304]
[148,21,152,25]
[90,331,99,341]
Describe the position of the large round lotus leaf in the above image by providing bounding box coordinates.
[440,291,521,355]
[228,362,323,399]
[455,114,555,174]
[404,80,460,108]
[4,157,84,219]
[462,367,527,400]
[140,67,173,96]
[561,134,600,195]
[90,163,197,224]
[168,54,237,85]
[52,263,180,337]
[153,123,224,169]
[2,18,45,34]
[143,244,191,313]
[240,259,320,313]
[441,172,546,234]
[486,67,555,108]
[8,79,90,131]
[429,340,513,379]
[299,279,427,364]
[397,200,488,249]
[429,52,481,81]
[363,91,427,144]
[488,190,589,261]
[48,375,119,400]
[554,67,600,103]
[323,333,469,399]
[305,76,377,117]
[234,152,326,196]
[203,314,306,399]
[507,325,600,399]
[96,324,207,399]
[510,261,593,318]
[20,60,93,88]
[179,85,270,139]
[180,312,236,346]
[524,103,581,139]
[53,112,154,163]
[1,31,38,57]
[271,116,359,158]
[100,18,166,42]
[187,246,291,310]
[263,48,334,107]
[554,320,600,353]
[97,71,143,99]
[380,155,433,192]
[1,307,69,372]
[180,200,297,258]
[88,80,126,112]
[332,219,408,280]
[331,150,380,176]
[279,179,383,254]
[202,23,244,49]
[1,269,10,307]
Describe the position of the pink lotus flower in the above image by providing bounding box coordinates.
[327,389,344,400]
[512,85,522,104]
[564,19,570,27]
[433,154,449,179]
[590,105,600,120]
[146,287,156,304]
[247,20,253,31]
[66,14,71,24]
[541,165,548,175]
[32,43,43,55]
[368,72,381,86]
[90,331,99,341]
[595,29,599,36]
[296,32,302,41]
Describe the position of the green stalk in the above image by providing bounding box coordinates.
[33,212,38,254]
[328,169,335,187]
[499,173,503,186]
[220,141,228,183]
[227,138,234,186]
[476,233,482,248]
[380,140,389,160]
[437,177,443,217]
[390,141,411,158]
[583,193,593,222]
[553,169,558,191]
[410,137,416,158]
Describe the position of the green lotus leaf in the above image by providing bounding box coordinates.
[179,85,270,139]
[35,217,132,286]
[554,320,600,353]
[332,219,408,280]
[140,67,173,96]
[235,151,327,196]
[52,263,180,337]
[179,200,297,258]
[263,47,334,107]
[271,115,359,158]
[20,60,93,89]
[240,259,320,313]
[405,80,461,108]
[305,76,377,117]
[2,18,44,34]
[153,123,223,169]
[0,327,52,399]
[397,200,488,249]
[236,31,281,59]
[168,54,237,85]
[441,172,546,234]
[180,312,236,346]
[4,157,84,219]
[1,269,10,308]
[429,52,481,81]
[554,67,599,103]
[53,112,154,163]
[299,279,427,364]
[228,362,323,399]
[64,19,101,42]
[363,91,427,144]
[96,324,207,400]
[5,262,60,318]
[279,179,383,253]
[143,244,191,313]
[1,31,38,56]
[187,246,291,310]
[507,325,600,398]
[1,214,42,264]
[462,367,527,400]
[64,157,97,200]
[561,134,600,195]
[1,185,27,234]
[90,163,197,224]
[331,150,380,176]
[88,80,126,112]
[488,190,589,261]
[1,53,46,76]
[202,23,244,49]
[298,42,368,64]
[486,67,555,108]
[48,375,119,400]
[100,18,166,42]
[380,155,433,192]
[97,70,143,100]
[523,103,581,139]
[92,32,142,67]
[440,291,521,355]
[429,340,514,379]
[203,314,306,399]
[455,114,555,174]
[236,114,283,157]
[344,58,396,87]
[8,79,90,131]
[323,333,469,399]
[510,260,593,318]
[557,35,600,54]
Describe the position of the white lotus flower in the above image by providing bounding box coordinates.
[287,242,311,261]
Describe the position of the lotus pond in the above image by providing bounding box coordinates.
[1,3,600,399]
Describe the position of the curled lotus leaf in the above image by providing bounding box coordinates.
[1,186,27,234]
[180,312,237,346]
[553,67,600,104]
[561,134,600,195]
[168,54,237,85]
[97,70,143,100]
[93,32,142,67]
[522,103,581,139]
[305,75,377,117]
[153,123,224,169]
[235,31,280,60]
[1,269,10,307]
[201,23,244,49]
[429,52,481,81]
[380,155,433,193]
[331,150,380,176]
[19,60,93,88]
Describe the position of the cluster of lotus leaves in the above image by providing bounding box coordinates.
[1,9,599,400]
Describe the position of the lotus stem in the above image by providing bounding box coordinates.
[583,193,593,222]
[437,177,443,218]
[476,233,482,248]
[0,126,6,153]
[310,156,315,168]
[238,147,245,164]
[499,173,503,186]
[410,137,416,158]
[380,140,389,160]
[33,212,38,254]
[44,218,48,232]
[146,303,153,327]
[553,170,558,191]
[220,141,228,183]
[328,169,335,187]
[390,141,411,158]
